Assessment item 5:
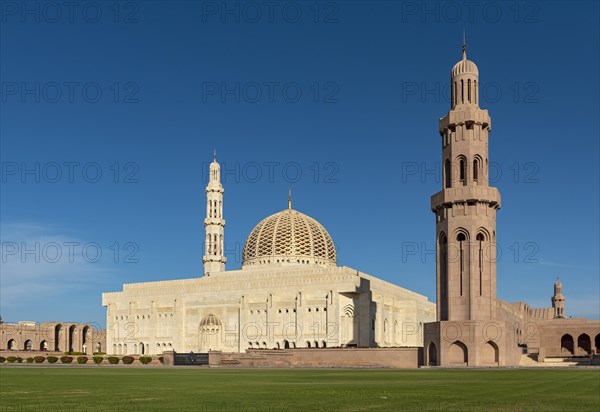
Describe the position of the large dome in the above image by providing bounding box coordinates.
[242,208,337,268]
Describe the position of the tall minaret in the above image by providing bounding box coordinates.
[431,41,501,321]
[202,151,226,274]
[552,278,565,318]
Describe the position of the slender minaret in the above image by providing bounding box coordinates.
[432,41,501,321]
[552,278,565,318]
[202,151,226,274]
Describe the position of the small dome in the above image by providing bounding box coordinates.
[452,49,479,77]
[242,208,336,268]
[200,314,221,327]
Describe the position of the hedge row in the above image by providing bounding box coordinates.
[0,355,159,364]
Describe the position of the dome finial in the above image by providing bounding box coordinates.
[288,188,292,209]
[462,29,467,60]
[213,148,217,162]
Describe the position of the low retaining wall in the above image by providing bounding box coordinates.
[204,348,422,368]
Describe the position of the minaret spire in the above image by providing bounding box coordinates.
[288,188,292,210]
[462,30,467,59]
[203,153,226,275]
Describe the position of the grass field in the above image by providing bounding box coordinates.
[1,366,599,411]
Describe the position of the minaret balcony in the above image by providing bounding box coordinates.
[431,186,501,210]
[439,108,491,132]
[204,217,226,226]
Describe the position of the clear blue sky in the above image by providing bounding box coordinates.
[1,1,598,326]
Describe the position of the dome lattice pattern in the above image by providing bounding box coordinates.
[242,209,336,268]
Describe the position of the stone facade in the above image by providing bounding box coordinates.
[102,265,435,355]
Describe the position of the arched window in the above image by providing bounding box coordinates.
[454,82,457,106]
[473,158,479,182]
[213,234,218,255]
[477,233,485,296]
[457,233,467,296]
[459,158,466,183]
[445,160,452,188]
[474,80,477,105]
[468,79,471,103]
[461,80,464,103]
[440,233,448,320]
[208,200,212,217]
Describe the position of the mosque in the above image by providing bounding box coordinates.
[98,44,600,366]
[101,163,437,355]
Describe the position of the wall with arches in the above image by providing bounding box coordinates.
[0,321,106,355]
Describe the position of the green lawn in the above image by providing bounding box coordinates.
[1,367,599,411]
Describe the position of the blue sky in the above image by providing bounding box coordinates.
[1,1,598,326]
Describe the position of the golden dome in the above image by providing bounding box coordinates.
[242,208,336,268]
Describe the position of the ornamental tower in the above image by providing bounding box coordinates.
[431,42,501,322]
[552,278,565,318]
[202,152,226,274]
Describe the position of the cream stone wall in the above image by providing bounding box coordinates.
[102,265,435,355]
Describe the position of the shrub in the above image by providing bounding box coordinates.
[158,356,164,364]
[7,356,18,363]
[0,356,6,363]
[139,356,152,364]
[60,356,73,364]
[17,357,23,363]
[47,356,58,363]
[122,356,134,364]
[93,356,103,364]
[64,351,85,356]
[107,356,120,364]
[77,356,88,364]
[26,357,34,363]
[93,352,106,355]
[34,356,45,363]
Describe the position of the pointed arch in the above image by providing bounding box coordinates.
[561,334,574,355]
[481,341,499,365]
[54,324,63,351]
[448,340,468,365]
[473,156,480,182]
[444,159,452,188]
[439,232,449,321]
[577,334,591,354]
[468,79,471,103]
[457,155,467,184]
[455,230,469,297]
[428,342,438,366]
